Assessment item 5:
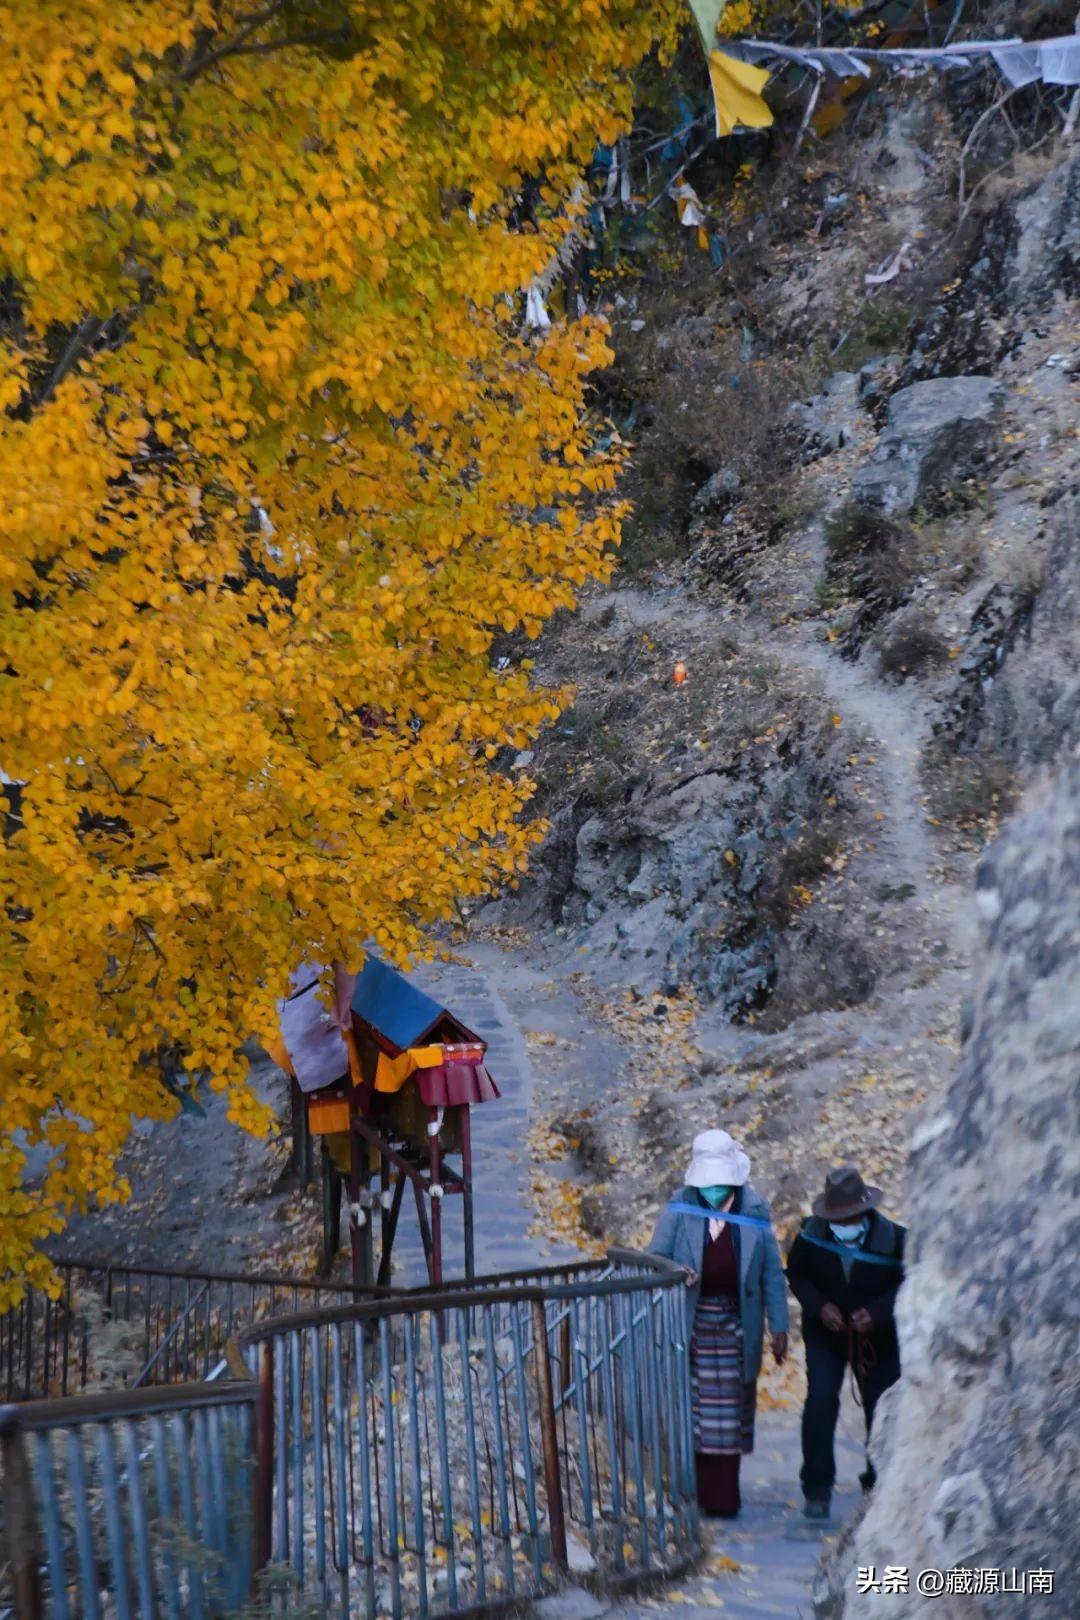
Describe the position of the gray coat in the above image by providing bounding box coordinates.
[649,1184,790,1383]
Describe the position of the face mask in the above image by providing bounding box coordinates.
[829,1219,867,1244]
[701,1185,732,1209]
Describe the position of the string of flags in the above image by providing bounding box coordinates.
[727,33,1080,91]
[691,0,1080,136]
[704,32,1080,139]
[521,7,1080,324]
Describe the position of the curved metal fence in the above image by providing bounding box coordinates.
[0,1380,264,1620]
[235,1248,697,1619]
[2,1257,376,1401]
[1,1250,698,1619]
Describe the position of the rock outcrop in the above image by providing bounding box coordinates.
[944,498,1080,768]
[903,148,1080,384]
[815,762,1080,1618]
[565,722,854,1017]
[852,376,1005,514]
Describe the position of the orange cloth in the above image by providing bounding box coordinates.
[265,1032,295,1076]
[373,1043,444,1093]
[345,1026,364,1088]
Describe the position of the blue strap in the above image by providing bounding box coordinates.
[667,1201,772,1231]
[794,1230,903,1268]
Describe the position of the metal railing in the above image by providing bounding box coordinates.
[0,1380,265,1620]
[234,1248,697,1619]
[2,1257,377,1401]
[1,1250,698,1619]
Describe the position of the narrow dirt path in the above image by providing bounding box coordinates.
[772,585,976,969]
[788,636,936,893]
[616,1400,866,1620]
[479,570,975,1620]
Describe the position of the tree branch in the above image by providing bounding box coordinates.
[179,2,284,80]
[36,314,103,406]
[178,24,354,81]
[957,83,1025,208]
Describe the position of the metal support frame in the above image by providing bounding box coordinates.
[320,1141,343,1277]
[291,1077,315,1187]
[344,1106,473,1290]
[347,1119,375,1287]
[295,1019,480,1289]
[461,1105,475,1283]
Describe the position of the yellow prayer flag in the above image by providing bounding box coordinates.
[708,50,773,138]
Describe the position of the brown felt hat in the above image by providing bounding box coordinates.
[812,1165,882,1220]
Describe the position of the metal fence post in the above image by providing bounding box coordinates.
[0,1407,43,1620]
[530,1299,567,1576]
[253,1342,275,1588]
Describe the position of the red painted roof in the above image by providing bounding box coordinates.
[417,1063,500,1107]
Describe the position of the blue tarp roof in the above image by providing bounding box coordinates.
[350,955,446,1050]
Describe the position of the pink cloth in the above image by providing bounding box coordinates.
[331,962,358,1031]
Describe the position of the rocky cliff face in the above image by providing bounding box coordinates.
[815,762,1080,1617]
[491,136,1079,1035]
[479,125,1078,1269]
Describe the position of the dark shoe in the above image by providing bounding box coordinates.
[803,1498,831,1520]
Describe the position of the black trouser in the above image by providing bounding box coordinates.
[800,1333,900,1501]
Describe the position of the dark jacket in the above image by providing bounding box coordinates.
[786,1211,906,1358]
[649,1184,789,1383]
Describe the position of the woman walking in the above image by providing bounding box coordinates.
[649,1129,788,1517]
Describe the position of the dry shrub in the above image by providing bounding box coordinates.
[876,611,951,682]
[824,502,915,651]
[757,821,845,931]
[605,315,811,571]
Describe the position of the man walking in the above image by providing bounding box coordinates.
[786,1166,906,1519]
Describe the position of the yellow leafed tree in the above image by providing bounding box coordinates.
[0,0,681,1302]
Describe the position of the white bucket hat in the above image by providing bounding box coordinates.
[685,1129,750,1189]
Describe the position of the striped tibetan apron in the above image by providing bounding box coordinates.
[690,1292,756,1455]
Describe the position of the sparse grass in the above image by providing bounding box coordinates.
[911,512,983,588]
[925,742,1018,834]
[757,822,845,931]
[770,493,818,534]
[73,1285,144,1390]
[821,502,915,650]
[814,575,844,611]
[832,295,916,371]
[222,1564,325,1619]
[824,502,906,565]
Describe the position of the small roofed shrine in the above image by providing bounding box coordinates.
[269,956,499,1287]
